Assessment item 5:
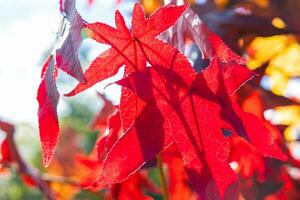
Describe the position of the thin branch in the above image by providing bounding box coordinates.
[3,123,56,200]
[42,173,81,187]
[156,154,169,200]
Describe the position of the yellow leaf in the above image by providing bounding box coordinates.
[214,0,229,8]
[247,35,300,96]
[269,43,300,77]
[252,0,269,8]
[274,106,300,125]
[141,0,195,15]
[141,0,163,15]
[284,124,300,142]
[272,17,286,29]
[247,35,293,70]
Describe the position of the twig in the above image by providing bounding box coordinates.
[3,124,56,200]
[42,173,81,187]
[156,154,169,200]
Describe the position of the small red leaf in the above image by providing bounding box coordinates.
[37,56,60,167]
[0,120,15,165]
[166,8,246,65]
[56,0,86,82]
[0,121,14,163]
[96,111,121,161]
[163,145,195,200]
[90,92,116,132]
[0,139,11,163]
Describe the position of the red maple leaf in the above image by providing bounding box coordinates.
[37,56,60,167]
[99,56,286,199]
[65,3,188,96]
[65,2,190,141]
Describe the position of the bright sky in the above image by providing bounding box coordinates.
[0,0,133,125]
[0,0,60,124]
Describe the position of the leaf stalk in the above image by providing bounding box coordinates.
[156,154,169,200]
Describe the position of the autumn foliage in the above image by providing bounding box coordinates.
[1,0,300,199]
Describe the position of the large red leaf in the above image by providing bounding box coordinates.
[65,3,188,96]
[56,0,86,82]
[95,28,196,186]
[107,57,286,199]
[65,2,190,142]
[37,56,60,167]
[168,9,288,157]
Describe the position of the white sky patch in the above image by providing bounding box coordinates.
[0,0,129,125]
[264,109,280,124]
[0,0,60,125]
[261,75,300,102]
[285,77,300,101]
[229,161,239,171]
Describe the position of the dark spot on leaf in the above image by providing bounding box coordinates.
[222,129,232,137]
